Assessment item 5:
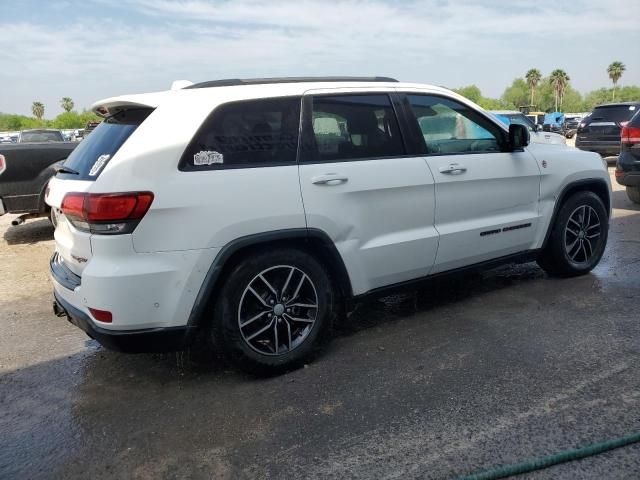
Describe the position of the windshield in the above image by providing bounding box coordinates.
[20,130,64,142]
[57,108,152,180]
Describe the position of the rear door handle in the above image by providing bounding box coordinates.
[311,173,349,185]
[439,163,467,174]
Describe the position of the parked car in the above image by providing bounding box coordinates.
[0,132,15,144]
[563,117,581,139]
[48,77,611,373]
[0,137,77,223]
[542,112,565,134]
[73,128,85,141]
[615,110,640,204]
[18,129,65,143]
[576,102,640,158]
[490,110,566,145]
[525,111,546,128]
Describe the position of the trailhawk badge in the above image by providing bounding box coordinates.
[194,150,224,166]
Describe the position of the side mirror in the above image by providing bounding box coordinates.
[509,123,530,149]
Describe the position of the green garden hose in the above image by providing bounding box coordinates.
[458,431,640,480]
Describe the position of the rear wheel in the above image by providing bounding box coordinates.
[211,248,335,374]
[537,191,608,277]
[626,186,640,204]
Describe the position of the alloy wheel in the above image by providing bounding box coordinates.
[564,205,601,264]
[238,265,319,356]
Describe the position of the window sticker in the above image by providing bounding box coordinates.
[194,150,224,166]
[630,106,636,111]
[89,154,111,176]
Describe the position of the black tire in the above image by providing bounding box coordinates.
[627,186,640,204]
[211,248,335,374]
[537,191,608,277]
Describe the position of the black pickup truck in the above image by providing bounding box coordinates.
[0,130,77,225]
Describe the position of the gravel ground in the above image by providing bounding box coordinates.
[0,167,638,479]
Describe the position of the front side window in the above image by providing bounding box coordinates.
[181,97,301,170]
[304,94,405,162]
[407,95,503,155]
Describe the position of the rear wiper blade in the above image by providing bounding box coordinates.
[55,165,79,175]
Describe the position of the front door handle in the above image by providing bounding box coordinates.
[439,163,467,174]
[311,173,349,185]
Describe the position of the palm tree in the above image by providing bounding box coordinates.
[607,61,626,101]
[32,101,45,120]
[60,97,74,112]
[525,68,542,106]
[549,69,570,111]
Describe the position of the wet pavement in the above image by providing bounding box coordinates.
[1,168,639,479]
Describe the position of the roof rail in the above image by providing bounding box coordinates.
[184,76,399,89]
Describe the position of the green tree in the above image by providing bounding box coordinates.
[60,97,74,112]
[584,85,640,110]
[453,85,482,104]
[525,69,542,106]
[51,110,101,129]
[501,78,529,109]
[607,61,626,101]
[31,101,45,120]
[549,70,570,111]
[452,85,510,110]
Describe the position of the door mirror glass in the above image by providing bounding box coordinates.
[509,123,530,149]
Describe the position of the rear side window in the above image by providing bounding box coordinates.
[588,105,638,124]
[303,94,405,162]
[180,97,301,170]
[58,109,151,180]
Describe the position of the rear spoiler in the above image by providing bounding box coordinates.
[91,81,193,118]
[91,91,169,118]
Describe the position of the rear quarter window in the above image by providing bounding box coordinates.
[180,96,302,170]
[57,108,152,181]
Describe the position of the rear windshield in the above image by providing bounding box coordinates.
[588,105,638,124]
[20,130,64,142]
[57,108,152,180]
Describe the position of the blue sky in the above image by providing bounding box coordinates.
[1,0,639,117]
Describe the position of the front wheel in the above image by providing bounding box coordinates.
[626,186,640,204]
[210,248,335,374]
[537,191,608,277]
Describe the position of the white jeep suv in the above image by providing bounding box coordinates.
[47,77,611,373]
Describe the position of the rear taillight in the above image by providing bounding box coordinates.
[621,126,640,145]
[0,154,5,175]
[61,192,154,234]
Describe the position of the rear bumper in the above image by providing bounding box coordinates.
[616,152,640,186]
[53,291,194,353]
[615,171,640,187]
[575,140,620,157]
[0,193,42,214]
